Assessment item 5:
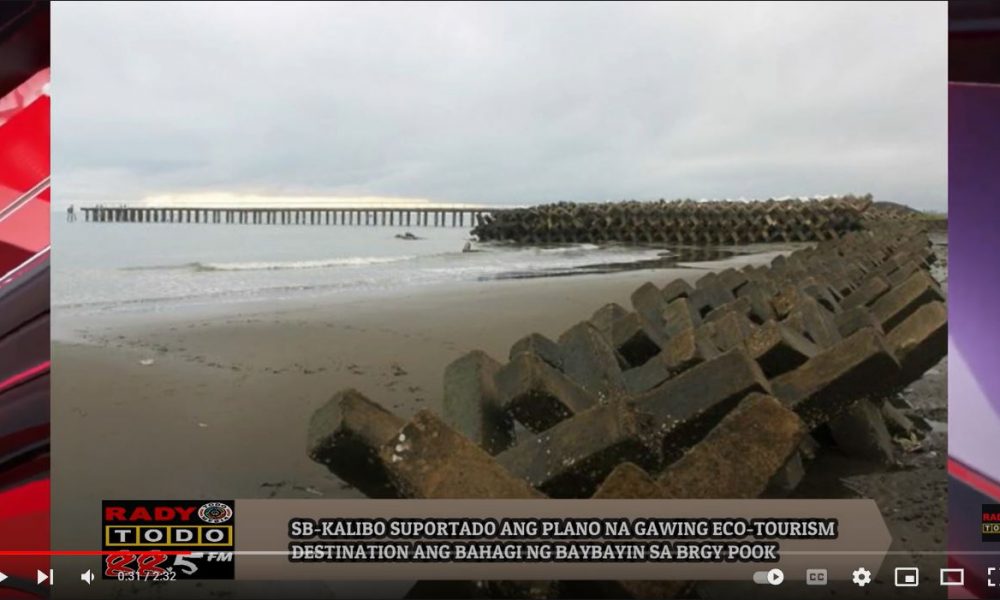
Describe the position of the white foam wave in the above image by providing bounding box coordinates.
[197,255,417,272]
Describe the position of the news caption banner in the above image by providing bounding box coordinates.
[236,499,890,581]
[99,499,889,582]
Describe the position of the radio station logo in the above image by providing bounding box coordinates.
[984,504,1000,542]
[102,500,236,580]
[198,502,234,524]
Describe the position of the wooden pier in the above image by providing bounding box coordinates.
[79,206,503,228]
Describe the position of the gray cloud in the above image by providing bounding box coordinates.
[52,1,946,210]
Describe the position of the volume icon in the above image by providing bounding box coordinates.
[80,569,95,585]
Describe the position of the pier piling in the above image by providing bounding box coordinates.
[78,206,500,229]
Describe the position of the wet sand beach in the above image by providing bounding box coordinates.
[49,241,949,599]
[52,254,789,549]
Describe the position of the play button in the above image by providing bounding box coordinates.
[0,571,7,583]
[767,568,785,585]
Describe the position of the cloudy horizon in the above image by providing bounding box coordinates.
[53,2,947,211]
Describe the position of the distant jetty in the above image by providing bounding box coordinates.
[472,196,877,245]
[79,206,503,228]
[79,195,934,246]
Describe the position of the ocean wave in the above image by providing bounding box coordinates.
[52,279,383,311]
[196,255,417,271]
[536,243,601,253]
[122,255,419,273]
[119,263,201,272]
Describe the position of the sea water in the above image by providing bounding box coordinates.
[51,212,723,328]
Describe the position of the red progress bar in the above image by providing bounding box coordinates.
[0,551,193,556]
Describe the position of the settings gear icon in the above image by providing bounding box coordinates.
[852,567,873,587]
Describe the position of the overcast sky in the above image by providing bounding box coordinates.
[52,2,947,211]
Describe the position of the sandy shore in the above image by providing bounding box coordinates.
[52,255,789,549]
[49,243,948,599]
